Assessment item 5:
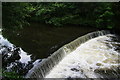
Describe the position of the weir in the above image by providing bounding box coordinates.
[0,29,2,35]
[25,30,118,78]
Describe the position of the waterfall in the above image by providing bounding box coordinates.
[46,34,120,78]
[25,47,66,78]
[26,30,119,78]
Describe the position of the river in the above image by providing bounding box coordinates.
[1,23,119,78]
[2,23,97,60]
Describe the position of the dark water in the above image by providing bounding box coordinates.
[3,23,97,59]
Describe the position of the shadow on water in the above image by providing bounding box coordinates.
[2,23,97,60]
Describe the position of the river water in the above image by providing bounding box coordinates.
[45,34,120,78]
[2,23,97,60]
[1,23,120,78]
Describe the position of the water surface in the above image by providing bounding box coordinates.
[3,23,97,59]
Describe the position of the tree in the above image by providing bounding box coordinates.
[2,2,35,29]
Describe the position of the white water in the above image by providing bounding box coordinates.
[45,34,120,78]
[0,34,31,63]
[19,48,31,64]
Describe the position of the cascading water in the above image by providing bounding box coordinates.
[45,34,120,78]
[25,30,120,79]
[0,31,34,78]
[0,35,31,64]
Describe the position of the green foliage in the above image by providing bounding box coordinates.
[33,3,116,28]
[95,3,114,29]
[2,2,120,29]
[34,3,98,26]
[2,70,22,78]
[2,2,35,29]
[112,3,120,29]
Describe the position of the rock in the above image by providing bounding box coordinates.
[71,68,79,72]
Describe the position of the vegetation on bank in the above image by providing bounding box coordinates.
[2,2,120,30]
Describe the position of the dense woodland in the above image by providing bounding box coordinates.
[2,2,120,30]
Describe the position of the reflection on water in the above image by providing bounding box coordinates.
[1,25,120,78]
[2,23,97,59]
[1,23,97,78]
